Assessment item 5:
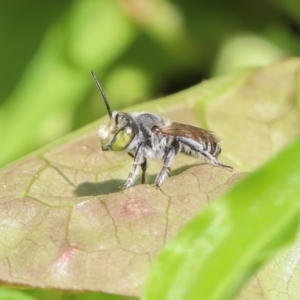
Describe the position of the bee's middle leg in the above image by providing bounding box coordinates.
[154,143,178,187]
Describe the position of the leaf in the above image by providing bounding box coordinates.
[0,288,138,300]
[0,58,300,298]
[0,289,37,300]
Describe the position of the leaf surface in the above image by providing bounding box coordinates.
[0,58,300,297]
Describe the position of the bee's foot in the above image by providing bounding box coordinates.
[119,184,129,190]
[223,165,234,172]
[153,183,162,190]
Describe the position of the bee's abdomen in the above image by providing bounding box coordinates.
[178,137,222,159]
[205,141,221,157]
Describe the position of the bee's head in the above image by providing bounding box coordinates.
[91,72,138,151]
[98,111,138,151]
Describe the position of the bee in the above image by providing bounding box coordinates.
[91,72,232,189]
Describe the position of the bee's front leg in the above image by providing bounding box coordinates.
[128,152,147,184]
[140,158,147,184]
[120,143,146,190]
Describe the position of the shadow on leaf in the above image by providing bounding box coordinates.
[74,163,199,196]
[171,163,199,176]
[74,180,124,196]
[145,163,199,183]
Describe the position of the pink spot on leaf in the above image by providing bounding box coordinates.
[54,246,77,275]
[122,198,150,218]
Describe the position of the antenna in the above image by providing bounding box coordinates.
[91,71,112,118]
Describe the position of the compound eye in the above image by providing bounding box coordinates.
[111,126,135,151]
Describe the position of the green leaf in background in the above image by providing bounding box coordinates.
[0,289,138,300]
[143,136,300,300]
[0,0,136,168]
[0,59,300,299]
[0,289,37,300]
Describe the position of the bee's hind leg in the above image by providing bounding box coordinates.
[202,151,233,171]
[177,137,233,171]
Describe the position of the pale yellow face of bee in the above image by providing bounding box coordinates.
[98,112,136,151]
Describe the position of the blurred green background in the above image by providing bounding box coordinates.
[1,0,300,168]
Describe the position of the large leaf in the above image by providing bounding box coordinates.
[0,58,300,298]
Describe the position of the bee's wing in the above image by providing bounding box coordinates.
[159,122,220,144]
